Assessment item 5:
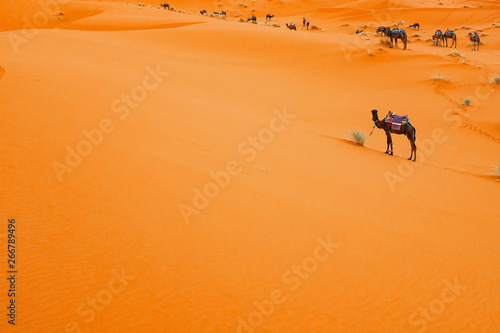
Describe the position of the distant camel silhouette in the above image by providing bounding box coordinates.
[468,32,480,51]
[409,23,420,30]
[221,10,226,17]
[371,110,417,161]
[443,30,457,48]
[286,23,296,31]
[432,30,444,47]
[266,14,274,21]
[200,9,207,15]
[247,15,257,23]
[385,27,407,50]
[376,26,387,36]
[160,3,169,9]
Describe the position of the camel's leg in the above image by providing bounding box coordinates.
[407,131,416,161]
[389,133,393,155]
[385,132,391,154]
[385,131,393,155]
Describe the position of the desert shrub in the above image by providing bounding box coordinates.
[379,39,392,47]
[350,130,366,146]
[431,73,451,82]
[491,75,500,85]
[449,51,466,59]
[463,98,470,106]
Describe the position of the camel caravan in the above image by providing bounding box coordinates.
[375,23,482,51]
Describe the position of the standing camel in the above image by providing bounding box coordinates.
[160,3,169,9]
[371,110,417,161]
[468,32,480,51]
[266,14,274,21]
[385,28,407,50]
[376,26,387,36]
[443,30,457,48]
[432,30,444,47]
[409,23,420,30]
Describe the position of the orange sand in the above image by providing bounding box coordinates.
[0,0,499,332]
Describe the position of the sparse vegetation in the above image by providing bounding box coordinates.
[350,130,366,146]
[491,75,500,85]
[397,20,405,25]
[412,33,421,37]
[449,51,466,59]
[311,25,320,30]
[462,98,470,106]
[492,165,500,180]
[367,50,374,56]
[481,33,487,36]
[431,73,451,82]
[379,39,392,47]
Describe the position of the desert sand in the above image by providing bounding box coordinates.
[0,0,499,332]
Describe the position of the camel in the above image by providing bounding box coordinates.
[160,3,169,9]
[266,14,274,21]
[376,26,387,36]
[200,9,207,15]
[221,10,226,17]
[247,15,257,23]
[443,30,457,48]
[384,27,407,50]
[409,23,420,30]
[371,110,417,161]
[468,32,480,51]
[286,23,296,31]
[432,30,444,47]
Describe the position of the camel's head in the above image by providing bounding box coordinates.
[371,109,379,121]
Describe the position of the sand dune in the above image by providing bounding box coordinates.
[0,0,499,332]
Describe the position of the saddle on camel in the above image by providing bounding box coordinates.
[370,110,417,161]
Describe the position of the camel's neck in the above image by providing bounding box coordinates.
[373,116,384,128]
